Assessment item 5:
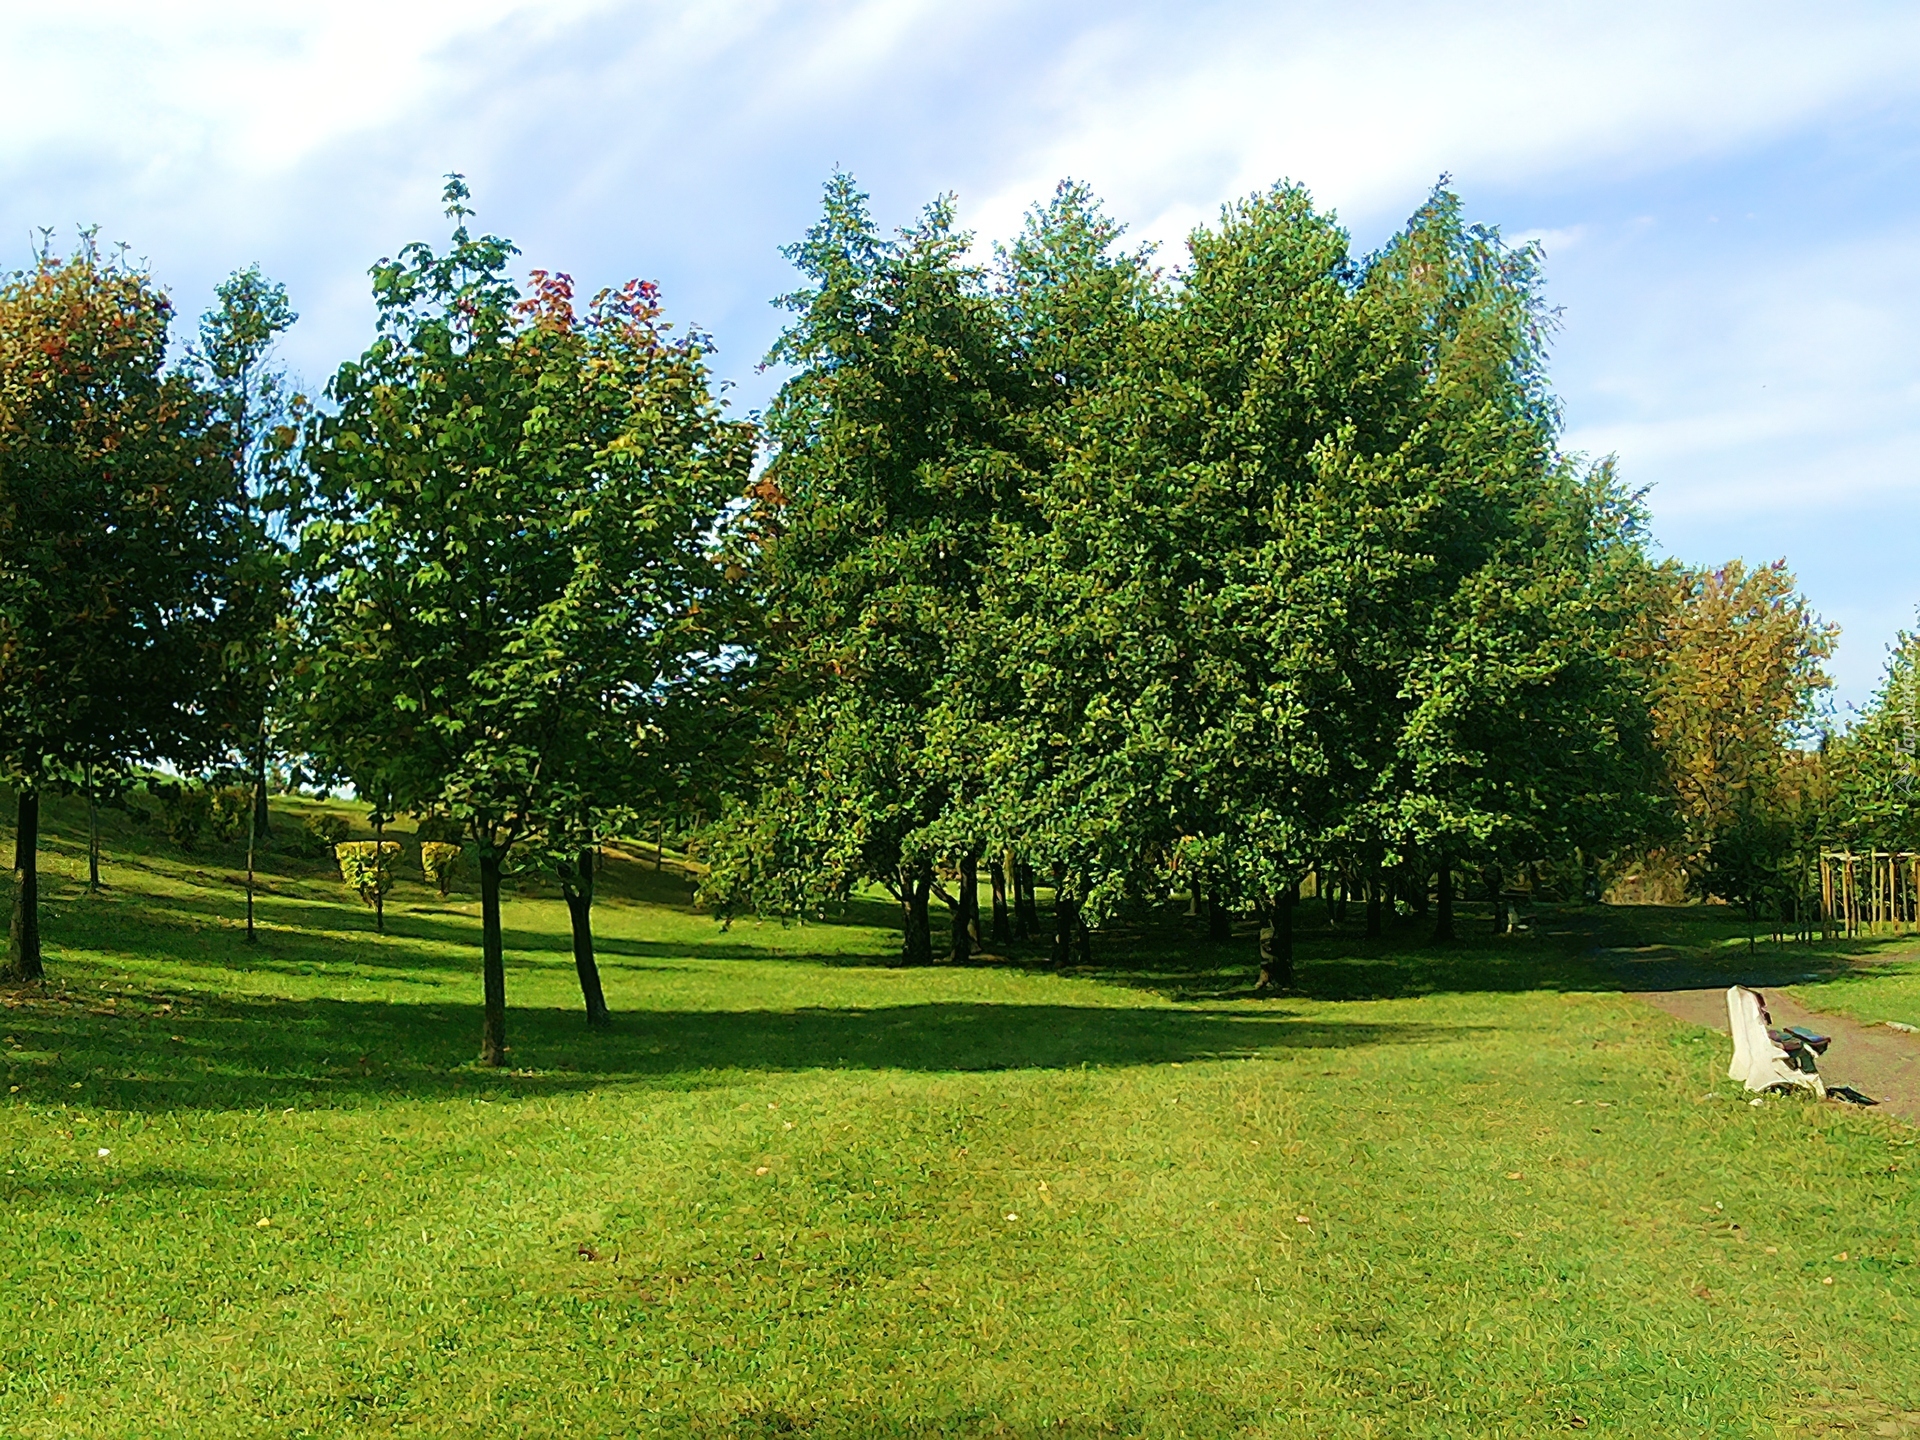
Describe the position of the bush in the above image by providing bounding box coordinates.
[303,813,352,854]
[335,840,401,907]
[209,786,251,842]
[150,782,210,852]
[414,813,464,845]
[420,841,463,897]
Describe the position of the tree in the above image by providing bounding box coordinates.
[294,180,749,1059]
[1640,559,1835,913]
[1829,626,1920,854]
[192,265,302,941]
[983,181,1434,977]
[0,237,229,979]
[704,174,1035,962]
[1356,196,1664,942]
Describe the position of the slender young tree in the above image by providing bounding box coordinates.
[193,266,302,942]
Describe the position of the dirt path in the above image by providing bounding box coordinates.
[1636,985,1920,1124]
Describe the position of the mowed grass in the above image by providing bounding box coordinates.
[1,793,1918,1438]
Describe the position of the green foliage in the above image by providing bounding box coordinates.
[708,174,1055,949]
[208,785,252,841]
[1828,627,1920,853]
[302,812,351,853]
[0,236,239,973]
[149,781,212,852]
[419,839,463,896]
[334,839,400,907]
[413,813,463,846]
[292,176,752,1056]
[715,173,1682,976]
[0,239,234,789]
[190,264,303,817]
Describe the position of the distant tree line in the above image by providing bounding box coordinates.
[0,174,1902,1061]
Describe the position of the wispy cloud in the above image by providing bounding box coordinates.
[2,0,1916,700]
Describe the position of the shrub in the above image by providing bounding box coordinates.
[150,782,210,851]
[336,840,401,907]
[414,813,464,845]
[209,786,251,842]
[420,841,463,897]
[303,813,352,854]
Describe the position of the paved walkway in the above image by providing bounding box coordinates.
[1636,985,1920,1124]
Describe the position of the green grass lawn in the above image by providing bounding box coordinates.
[2,791,1919,1438]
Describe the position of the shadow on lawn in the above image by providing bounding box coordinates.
[1052,902,1915,1004]
[0,986,1478,1114]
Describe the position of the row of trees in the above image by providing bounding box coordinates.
[0,174,1897,1062]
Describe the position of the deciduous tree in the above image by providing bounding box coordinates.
[295,180,749,1057]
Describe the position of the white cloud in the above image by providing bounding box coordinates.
[3,0,1918,702]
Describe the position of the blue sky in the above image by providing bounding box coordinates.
[4,1,1916,712]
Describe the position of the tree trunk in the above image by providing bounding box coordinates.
[1051,863,1073,966]
[479,847,507,1066]
[252,744,272,840]
[902,863,933,965]
[1208,892,1230,942]
[1335,874,1349,926]
[6,787,43,982]
[1487,869,1504,940]
[948,854,976,964]
[990,850,1011,945]
[244,778,258,946]
[86,776,102,894]
[562,847,610,1028]
[1410,864,1428,916]
[1433,861,1455,943]
[963,850,980,949]
[371,812,387,934]
[1076,911,1092,966]
[1366,861,1383,938]
[1258,885,1296,990]
[1014,860,1037,939]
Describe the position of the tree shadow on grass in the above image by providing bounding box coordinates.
[1045,903,1913,1004]
[3,1166,225,1201]
[0,985,1480,1115]
[35,868,896,980]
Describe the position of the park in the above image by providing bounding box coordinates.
[5,56,1920,1435]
